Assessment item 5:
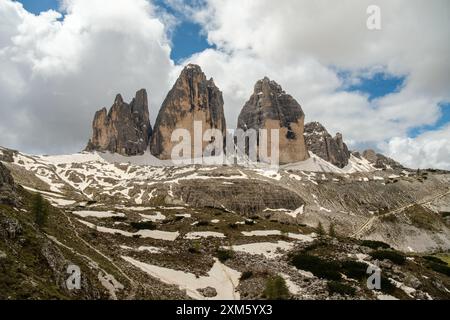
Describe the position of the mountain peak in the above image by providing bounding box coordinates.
[85,89,152,156]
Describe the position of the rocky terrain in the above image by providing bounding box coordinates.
[237,77,309,164]
[304,122,351,168]
[1,145,449,300]
[1,64,449,300]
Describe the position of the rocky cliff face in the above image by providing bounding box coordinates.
[304,122,351,168]
[86,89,152,156]
[0,162,17,206]
[150,64,226,160]
[237,77,309,164]
[360,149,405,170]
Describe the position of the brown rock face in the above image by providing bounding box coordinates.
[150,64,226,159]
[304,122,351,168]
[237,77,309,164]
[85,89,152,156]
[361,149,405,170]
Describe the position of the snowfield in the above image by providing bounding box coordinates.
[224,241,294,259]
[122,256,241,300]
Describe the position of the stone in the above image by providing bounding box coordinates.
[197,286,217,298]
[237,77,309,164]
[0,162,17,206]
[304,122,351,168]
[150,64,226,160]
[86,89,152,156]
[362,149,404,170]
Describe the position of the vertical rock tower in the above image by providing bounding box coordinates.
[85,89,152,156]
[150,64,226,160]
[237,77,309,164]
[304,122,351,168]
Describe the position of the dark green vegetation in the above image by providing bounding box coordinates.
[216,249,233,262]
[361,240,391,250]
[369,250,406,265]
[0,188,110,299]
[264,276,290,300]
[240,271,253,281]
[327,281,355,296]
[291,253,341,280]
[130,221,156,230]
[32,193,48,228]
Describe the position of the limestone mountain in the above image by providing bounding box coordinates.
[150,64,226,160]
[86,89,152,156]
[304,122,351,168]
[359,149,405,170]
[237,77,309,164]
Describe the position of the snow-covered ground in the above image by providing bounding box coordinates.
[224,241,294,259]
[185,232,226,240]
[122,256,241,300]
[72,210,125,218]
[78,219,179,241]
[241,230,315,242]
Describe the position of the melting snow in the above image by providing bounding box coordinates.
[78,220,179,241]
[224,241,294,259]
[139,212,166,222]
[241,230,314,242]
[122,256,241,300]
[72,210,125,218]
[185,232,226,240]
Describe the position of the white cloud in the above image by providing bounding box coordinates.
[176,0,450,161]
[0,0,174,154]
[0,0,448,169]
[381,125,450,170]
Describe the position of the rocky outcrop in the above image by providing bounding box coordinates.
[150,64,226,160]
[175,178,305,216]
[304,122,351,168]
[86,89,152,156]
[0,162,18,206]
[237,77,309,164]
[360,149,405,170]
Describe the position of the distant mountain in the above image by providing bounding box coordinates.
[304,122,351,168]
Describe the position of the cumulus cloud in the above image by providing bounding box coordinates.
[380,125,450,170]
[0,0,174,154]
[0,0,448,171]
[174,0,449,168]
